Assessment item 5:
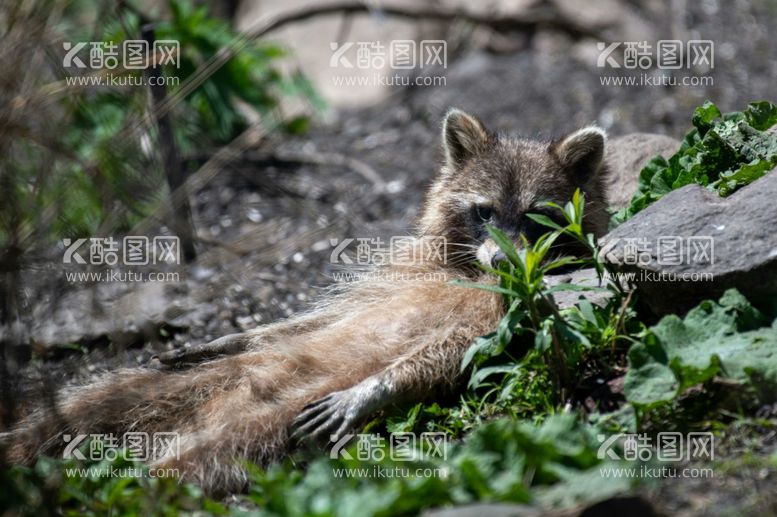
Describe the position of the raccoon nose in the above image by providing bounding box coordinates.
[490,250,508,268]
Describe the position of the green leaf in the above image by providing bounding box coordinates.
[624,289,777,408]
[525,213,563,231]
[461,332,499,370]
[744,100,777,130]
[485,225,521,266]
[469,365,522,388]
[544,283,608,294]
[717,159,773,196]
[543,256,584,272]
[450,280,519,298]
[692,100,722,135]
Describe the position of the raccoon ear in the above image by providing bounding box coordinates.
[554,126,606,181]
[442,109,490,168]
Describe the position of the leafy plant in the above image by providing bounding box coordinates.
[155,0,321,151]
[613,100,777,225]
[1,454,226,516]
[243,414,632,516]
[1,0,320,246]
[3,415,634,516]
[457,190,633,408]
[624,289,777,421]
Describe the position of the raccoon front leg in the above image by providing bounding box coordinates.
[153,311,335,367]
[153,332,251,367]
[291,331,475,442]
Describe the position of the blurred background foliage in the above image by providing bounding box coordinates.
[0,0,318,247]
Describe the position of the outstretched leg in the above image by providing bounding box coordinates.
[153,310,336,367]
[290,290,502,441]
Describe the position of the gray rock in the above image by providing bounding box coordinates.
[545,268,614,309]
[605,133,680,210]
[26,280,199,351]
[600,168,777,315]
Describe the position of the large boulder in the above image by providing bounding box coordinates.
[600,168,777,315]
[605,133,680,210]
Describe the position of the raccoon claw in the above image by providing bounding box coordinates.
[291,377,388,443]
[291,390,359,443]
[153,333,250,367]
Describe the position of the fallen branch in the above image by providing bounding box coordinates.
[246,0,604,41]
[146,0,604,128]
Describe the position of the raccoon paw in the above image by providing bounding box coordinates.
[151,332,250,368]
[290,376,389,443]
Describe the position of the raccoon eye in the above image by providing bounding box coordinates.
[474,204,493,222]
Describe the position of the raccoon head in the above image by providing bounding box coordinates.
[419,108,610,271]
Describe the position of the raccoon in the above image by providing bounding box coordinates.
[4,109,624,495]
[420,109,610,269]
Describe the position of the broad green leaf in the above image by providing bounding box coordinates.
[692,100,722,135]
[624,289,777,408]
[485,225,521,266]
[744,100,777,130]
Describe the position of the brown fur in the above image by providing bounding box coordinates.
[3,109,616,494]
[7,269,502,493]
